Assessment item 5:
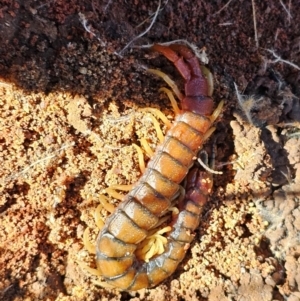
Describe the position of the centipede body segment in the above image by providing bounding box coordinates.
[93,44,222,290]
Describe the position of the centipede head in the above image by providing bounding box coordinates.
[152,44,214,116]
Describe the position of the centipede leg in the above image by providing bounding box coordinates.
[148,69,184,101]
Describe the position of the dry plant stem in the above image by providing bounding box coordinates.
[214,0,235,15]
[117,0,162,56]
[234,82,255,124]
[251,0,258,48]
[218,22,233,26]
[279,0,292,24]
[266,49,300,70]
[289,0,292,24]
[197,157,223,175]
[135,0,169,29]
[103,0,113,12]
[34,0,55,10]
[3,142,75,184]
[78,12,106,47]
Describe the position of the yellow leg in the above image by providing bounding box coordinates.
[200,65,214,97]
[159,87,181,115]
[140,137,154,158]
[146,113,165,143]
[147,68,184,101]
[210,100,224,123]
[148,66,215,109]
[203,127,216,142]
[94,204,105,229]
[98,194,116,213]
[108,184,134,191]
[135,226,172,262]
[77,260,102,276]
[139,107,172,129]
[132,143,146,173]
[83,227,96,254]
[104,184,133,201]
[139,108,170,158]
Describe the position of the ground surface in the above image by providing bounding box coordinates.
[0,0,300,300]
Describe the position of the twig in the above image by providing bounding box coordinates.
[117,0,162,56]
[104,0,113,12]
[197,157,223,175]
[279,0,292,25]
[266,49,300,70]
[78,12,106,47]
[4,142,75,183]
[251,0,259,48]
[34,0,55,10]
[289,0,292,24]
[136,0,168,29]
[218,22,233,26]
[214,0,235,15]
[234,82,258,124]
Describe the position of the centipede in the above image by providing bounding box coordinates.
[83,44,223,290]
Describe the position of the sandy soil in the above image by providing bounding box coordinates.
[0,0,300,300]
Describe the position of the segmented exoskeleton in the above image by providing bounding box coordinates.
[95,44,222,290]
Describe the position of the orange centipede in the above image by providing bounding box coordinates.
[93,44,223,290]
